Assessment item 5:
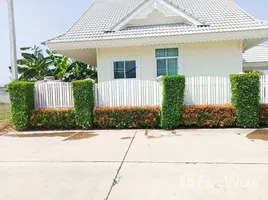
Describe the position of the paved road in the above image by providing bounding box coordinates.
[0,129,268,200]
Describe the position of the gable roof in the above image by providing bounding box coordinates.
[45,0,268,48]
[109,0,205,31]
[243,44,268,63]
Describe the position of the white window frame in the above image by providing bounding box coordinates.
[110,56,140,80]
[153,45,183,79]
[155,48,179,77]
[113,60,137,79]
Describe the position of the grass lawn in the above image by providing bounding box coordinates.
[0,103,10,120]
[0,103,15,133]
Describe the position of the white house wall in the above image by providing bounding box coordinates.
[182,40,243,77]
[97,40,243,82]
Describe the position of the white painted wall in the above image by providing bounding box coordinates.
[97,40,243,82]
[182,40,243,77]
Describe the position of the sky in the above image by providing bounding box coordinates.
[0,0,268,86]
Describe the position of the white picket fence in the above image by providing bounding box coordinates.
[260,75,268,104]
[94,79,161,107]
[184,76,231,105]
[33,75,268,109]
[35,82,73,109]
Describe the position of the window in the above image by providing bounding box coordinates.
[155,48,178,76]
[114,61,136,79]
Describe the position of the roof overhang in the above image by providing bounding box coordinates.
[46,28,268,51]
[55,48,97,66]
[243,61,268,68]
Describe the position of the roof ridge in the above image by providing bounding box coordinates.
[228,0,262,22]
[65,1,97,33]
[109,0,205,31]
[163,0,206,24]
[44,1,96,44]
[109,0,150,31]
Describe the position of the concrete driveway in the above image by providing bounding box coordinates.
[0,129,268,200]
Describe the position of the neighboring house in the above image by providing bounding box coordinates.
[243,44,268,72]
[44,0,268,83]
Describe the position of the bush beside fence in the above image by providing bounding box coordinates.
[94,106,161,129]
[30,108,76,130]
[182,104,236,128]
[72,80,94,129]
[230,72,260,127]
[161,75,185,129]
[8,82,34,130]
[260,104,268,125]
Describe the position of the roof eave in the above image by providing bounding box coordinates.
[45,28,268,51]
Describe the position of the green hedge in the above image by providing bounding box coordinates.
[161,75,185,129]
[7,81,34,130]
[94,106,161,129]
[230,72,260,127]
[72,80,94,129]
[30,108,76,130]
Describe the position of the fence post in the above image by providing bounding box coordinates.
[230,72,260,127]
[161,75,185,129]
[72,80,94,129]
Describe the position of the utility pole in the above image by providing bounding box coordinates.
[7,0,18,81]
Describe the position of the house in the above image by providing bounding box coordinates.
[243,44,268,73]
[44,0,268,83]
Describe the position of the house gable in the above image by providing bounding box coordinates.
[111,0,204,31]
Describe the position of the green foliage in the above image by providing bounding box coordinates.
[30,108,76,130]
[230,72,260,127]
[63,61,97,82]
[10,46,97,82]
[72,80,94,129]
[7,82,34,130]
[161,75,185,129]
[16,46,53,81]
[94,106,161,129]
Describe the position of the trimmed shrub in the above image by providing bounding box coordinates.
[182,104,236,128]
[230,72,260,127]
[161,75,185,129]
[94,106,161,129]
[72,80,94,129]
[7,81,34,130]
[260,104,268,125]
[30,108,76,130]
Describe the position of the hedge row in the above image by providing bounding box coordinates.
[7,82,34,130]
[28,104,268,129]
[7,73,265,131]
[30,108,76,130]
[182,105,236,128]
[230,72,260,127]
[94,106,160,129]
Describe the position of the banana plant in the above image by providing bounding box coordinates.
[10,45,98,82]
[16,46,53,81]
[63,60,97,82]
